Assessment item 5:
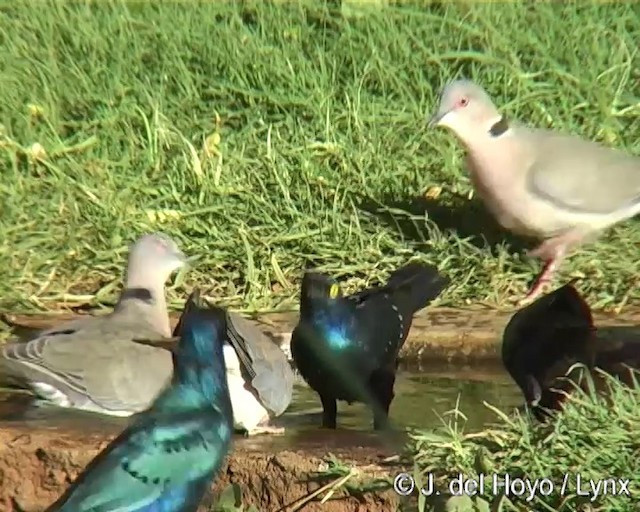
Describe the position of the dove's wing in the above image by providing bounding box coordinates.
[225,312,294,416]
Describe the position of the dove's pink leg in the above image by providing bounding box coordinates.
[520,231,585,304]
[244,419,286,436]
[523,257,560,303]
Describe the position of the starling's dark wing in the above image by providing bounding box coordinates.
[501,283,594,407]
[502,283,594,369]
[378,262,449,319]
[345,291,406,367]
[344,263,448,364]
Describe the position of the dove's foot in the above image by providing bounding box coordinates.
[518,258,558,306]
[519,234,576,305]
[527,228,586,262]
[241,422,286,436]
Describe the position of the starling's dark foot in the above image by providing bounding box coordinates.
[320,396,337,429]
[373,416,390,431]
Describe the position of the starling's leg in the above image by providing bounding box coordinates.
[370,369,396,430]
[319,392,337,429]
[532,405,551,423]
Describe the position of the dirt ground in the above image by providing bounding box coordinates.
[3,307,640,511]
[0,423,402,512]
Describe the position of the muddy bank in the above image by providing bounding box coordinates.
[4,306,640,361]
[0,422,401,512]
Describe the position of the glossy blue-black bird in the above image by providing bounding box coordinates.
[502,282,596,421]
[291,262,449,429]
[45,289,234,512]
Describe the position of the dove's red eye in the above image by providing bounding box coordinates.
[154,240,168,253]
[457,97,469,108]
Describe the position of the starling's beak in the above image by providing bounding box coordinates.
[132,336,180,352]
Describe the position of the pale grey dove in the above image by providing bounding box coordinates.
[0,233,186,415]
[172,304,294,436]
[429,79,640,303]
[1,234,295,434]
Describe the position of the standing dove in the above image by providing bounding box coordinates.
[429,79,640,303]
[172,308,294,436]
[45,289,234,512]
[0,233,186,415]
[291,262,449,429]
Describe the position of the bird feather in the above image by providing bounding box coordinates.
[525,128,640,215]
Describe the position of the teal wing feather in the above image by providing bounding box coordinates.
[50,408,231,512]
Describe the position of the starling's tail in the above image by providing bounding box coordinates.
[385,262,449,316]
[546,284,596,363]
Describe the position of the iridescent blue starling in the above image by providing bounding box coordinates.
[291,262,449,429]
[45,289,234,512]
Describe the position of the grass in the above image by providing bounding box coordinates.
[1,1,640,315]
[312,371,639,511]
[1,4,638,510]
[403,370,640,511]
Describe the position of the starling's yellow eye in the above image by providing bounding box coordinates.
[329,284,340,299]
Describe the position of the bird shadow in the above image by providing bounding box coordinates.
[356,192,533,256]
[595,325,640,370]
[2,323,39,342]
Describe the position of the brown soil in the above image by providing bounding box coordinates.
[0,423,402,512]
[2,307,640,511]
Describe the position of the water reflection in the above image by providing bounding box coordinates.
[0,362,522,452]
[284,361,521,432]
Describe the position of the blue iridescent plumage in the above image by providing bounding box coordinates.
[326,325,350,351]
[45,289,233,512]
[291,262,449,429]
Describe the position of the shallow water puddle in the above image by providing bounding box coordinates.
[283,361,522,432]
[0,362,523,454]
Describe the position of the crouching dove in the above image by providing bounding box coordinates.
[0,233,187,415]
[45,288,233,512]
[428,79,640,303]
[172,307,294,436]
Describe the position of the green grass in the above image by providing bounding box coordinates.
[404,371,640,511]
[271,371,640,511]
[1,0,640,314]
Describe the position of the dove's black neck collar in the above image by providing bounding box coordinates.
[488,115,509,137]
[119,287,155,305]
